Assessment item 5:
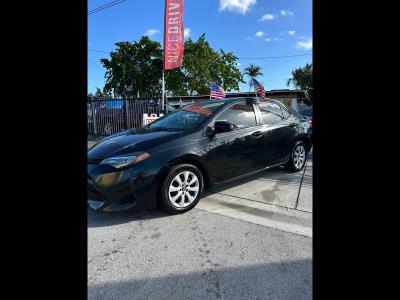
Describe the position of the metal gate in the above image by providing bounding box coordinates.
[87,98,162,137]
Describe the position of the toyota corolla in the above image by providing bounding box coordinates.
[87,97,311,213]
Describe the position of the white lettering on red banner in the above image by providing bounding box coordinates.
[164,0,184,70]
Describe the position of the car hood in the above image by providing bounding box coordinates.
[88,127,181,160]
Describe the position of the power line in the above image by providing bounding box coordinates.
[87,60,289,83]
[261,78,290,82]
[88,59,104,70]
[88,52,302,82]
[238,53,312,59]
[88,0,126,14]
[88,0,127,15]
[88,50,110,53]
[88,49,312,60]
[89,0,121,12]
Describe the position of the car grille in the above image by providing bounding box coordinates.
[88,189,106,202]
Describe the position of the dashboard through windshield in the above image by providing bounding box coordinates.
[147,101,225,131]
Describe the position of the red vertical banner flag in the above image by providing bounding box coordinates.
[164,0,184,70]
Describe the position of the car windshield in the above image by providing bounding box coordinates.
[165,104,176,113]
[147,101,225,131]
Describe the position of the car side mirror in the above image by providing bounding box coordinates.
[214,121,235,133]
[205,126,215,138]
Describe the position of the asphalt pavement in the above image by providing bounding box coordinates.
[88,208,312,300]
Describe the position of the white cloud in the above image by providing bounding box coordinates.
[246,36,255,41]
[259,14,276,21]
[297,38,313,50]
[273,37,283,41]
[280,9,294,16]
[255,31,266,37]
[288,30,296,36]
[184,28,191,38]
[265,38,271,42]
[145,29,161,37]
[219,0,257,15]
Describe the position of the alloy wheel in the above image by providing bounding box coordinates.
[293,145,306,169]
[168,171,200,208]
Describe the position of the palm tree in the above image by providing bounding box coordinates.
[94,87,104,98]
[244,64,263,92]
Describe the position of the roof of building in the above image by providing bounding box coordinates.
[167,90,309,102]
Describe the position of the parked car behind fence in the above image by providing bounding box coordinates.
[87,98,164,137]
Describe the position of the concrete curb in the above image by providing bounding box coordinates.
[197,192,312,237]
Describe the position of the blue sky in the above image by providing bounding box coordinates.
[88,0,312,94]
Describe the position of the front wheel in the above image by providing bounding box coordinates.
[284,141,307,172]
[160,164,204,214]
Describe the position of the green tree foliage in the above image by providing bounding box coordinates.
[287,63,313,101]
[166,34,244,95]
[98,34,243,98]
[101,36,163,99]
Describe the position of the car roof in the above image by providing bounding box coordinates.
[194,97,282,106]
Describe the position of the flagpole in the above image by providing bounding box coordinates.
[162,0,167,113]
[162,70,165,111]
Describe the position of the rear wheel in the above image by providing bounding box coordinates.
[160,164,204,214]
[285,141,307,172]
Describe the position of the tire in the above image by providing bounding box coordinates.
[160,164,204,214]
[284,141,307,172]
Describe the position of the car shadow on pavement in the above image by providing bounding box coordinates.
[88,259,312,300]
[206,164,312,196]
[88,208,170,228]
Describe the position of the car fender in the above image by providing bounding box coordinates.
[155,153,212,191]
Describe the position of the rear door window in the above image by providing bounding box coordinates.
[259,101,284,124]
[215,102,257,129]
[287,106,306,120]
[279,104,291,119]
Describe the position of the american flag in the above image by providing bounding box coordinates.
[252,78,265,98]
[210,83,225,99]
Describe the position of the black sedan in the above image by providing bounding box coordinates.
[88,97,311,213]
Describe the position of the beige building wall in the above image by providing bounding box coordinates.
[269,97,299,111]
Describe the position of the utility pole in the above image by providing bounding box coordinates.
[161,0,167,114]
[162,70,165,113]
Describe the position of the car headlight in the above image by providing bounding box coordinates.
[99,152,151,169]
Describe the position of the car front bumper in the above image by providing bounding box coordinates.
[87,161,161,212]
